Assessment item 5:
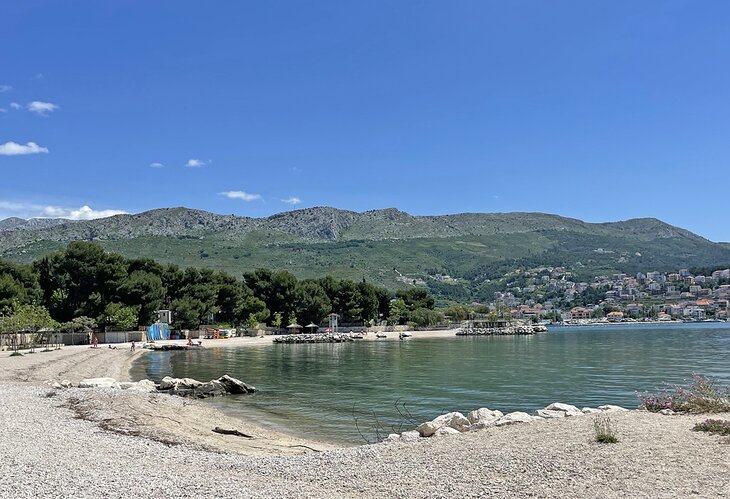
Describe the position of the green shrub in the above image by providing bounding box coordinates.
[637,373,730,414]
[693,419,730,436]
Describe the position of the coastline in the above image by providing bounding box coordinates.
[1,337,729,497]
[0,344,336,456]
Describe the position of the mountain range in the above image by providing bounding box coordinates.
[2,207,729,301]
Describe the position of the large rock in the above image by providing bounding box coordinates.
[432,412,471,433]
[599,405,629,412]
[195,380,227,398]
[467,408,503,426]
[78,377,120,389]
[159,376,203,390]
[416,421,440,437]
[545,403,582,415]
[122,379,157,393]
[217,375,256,394]
[159,375,256,398]
[384,433,400,443]
[400,431,420,442]
[433,427,461,438]
[495,412,534,426]
[535,409,566,419]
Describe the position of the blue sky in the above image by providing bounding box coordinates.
[2,1,729,240]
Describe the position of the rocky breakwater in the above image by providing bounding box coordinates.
[50,374,256,399]
[384,402,629,442]
[273,333,354,344]
[456,324,547,336]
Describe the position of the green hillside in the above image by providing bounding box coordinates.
[1,207,729,301]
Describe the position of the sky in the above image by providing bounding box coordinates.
[2,1,729,240]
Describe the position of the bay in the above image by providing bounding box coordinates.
[130,323,730,444]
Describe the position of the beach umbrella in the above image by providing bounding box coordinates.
[305,323,319,332]
[286,323,303,333]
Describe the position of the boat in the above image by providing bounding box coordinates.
[376,332,387,338]
[398,332,412,340]
[349,331,365,339]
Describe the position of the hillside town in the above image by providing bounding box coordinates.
[490,266,730,324]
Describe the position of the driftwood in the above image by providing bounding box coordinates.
[287,444,322,453]
[212,426,253,438]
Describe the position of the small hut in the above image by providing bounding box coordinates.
[305,323,319,333]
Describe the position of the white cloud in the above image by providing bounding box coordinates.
[0,201,127,220]
[220,191,261,202]
[9,102,21,110]
[186,158,210,168]
[0,141,49,156]
[149,162,164,168]
[27,101,59,116]
[0,108,6,113]
[281,196,302,205]
[51,205,127,220]
[0,85,11,93]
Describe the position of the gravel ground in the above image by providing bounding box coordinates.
[1,383,728,498]
[1,347,729,498]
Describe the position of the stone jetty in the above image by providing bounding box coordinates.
[456,324,547,336]
[273,333,354,344]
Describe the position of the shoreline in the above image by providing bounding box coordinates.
[2,335,729,496]
[0,343,336,456]
[555,320,730,327]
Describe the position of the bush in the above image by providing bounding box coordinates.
[594,415,619,444]
[636,373,730,414]
[693,419,730,437]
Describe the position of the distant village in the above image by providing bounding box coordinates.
[486,266,730,324]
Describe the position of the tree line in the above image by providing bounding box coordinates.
[0,241,441,331]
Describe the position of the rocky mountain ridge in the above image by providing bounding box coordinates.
[2,207,727,296]
[0,206,709,244]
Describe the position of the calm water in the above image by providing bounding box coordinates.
[130,323,730,444]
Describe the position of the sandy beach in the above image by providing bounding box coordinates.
[1,337,728,498]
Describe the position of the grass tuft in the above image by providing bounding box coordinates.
[594,415,619,444]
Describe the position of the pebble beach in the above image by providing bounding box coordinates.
[1,344,728,498]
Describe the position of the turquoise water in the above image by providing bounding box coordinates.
[130,323,730,444]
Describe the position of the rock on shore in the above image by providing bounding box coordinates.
[61,375,256,399]
[408,402,629,440]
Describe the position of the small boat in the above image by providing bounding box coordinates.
[349,331,365,339]
[376,332,387,338]
[398,332,412,340]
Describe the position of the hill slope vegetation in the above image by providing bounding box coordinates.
[1,207,728,301]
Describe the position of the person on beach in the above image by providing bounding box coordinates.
[92,336,98,348]
[130,341,135,352]
[187,338,193,346]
